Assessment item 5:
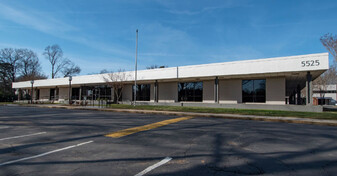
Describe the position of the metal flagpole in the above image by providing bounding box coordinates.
[134,29,138,106]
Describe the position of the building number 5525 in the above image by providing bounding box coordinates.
[301,60,320,67]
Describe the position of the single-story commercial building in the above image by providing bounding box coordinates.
[12,53,329,112]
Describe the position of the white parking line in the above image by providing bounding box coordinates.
[135,157,172,176]
[0,127,9,129]
[0,132,46,141]
[0,140,93,166]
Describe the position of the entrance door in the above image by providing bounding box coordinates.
[50,88,55,100]
[72,88,80,100]
[36,89,40,100]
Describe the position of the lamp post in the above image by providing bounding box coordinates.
[69,76,72,105]
[134,29,138,106]
[30,80,34,104]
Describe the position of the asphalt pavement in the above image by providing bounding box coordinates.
[0,106,337,176]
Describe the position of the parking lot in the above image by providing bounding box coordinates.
[0,106,337,176]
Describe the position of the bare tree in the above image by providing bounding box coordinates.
[321,33,337,60]
[313,33,337,99]
[87,69,111,75]
[17,49,47,80]
[0,48,24,82]
[43,45,67,78]
[43,45,81,78]
[146,65,167,69]
[0,48,47,82]
[0,47,48,101]
[0,48,47,101]
[0,62,12,85]
[313,74,329,99]
[62,59,81,77]
[0,62,13,100]
[103,69,130,104]
[99,69,110,74]
[19,49,38,76]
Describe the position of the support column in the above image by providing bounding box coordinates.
[306,72,312,105]
[18,89,21,101]
[296,84,301,105]
[54,88,57,101]
[214,77,219,103]
[154,80,158,103]
[111,87,114,101]
[31,85,33,104]
[34,88,37,100]
[69,85,72,102]
[79,86,82,101]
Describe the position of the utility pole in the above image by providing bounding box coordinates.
[69,76,72,105]
[134,29,138,106]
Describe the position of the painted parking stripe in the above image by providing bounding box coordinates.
[0,126,9,129]
[105,116,193,138]
[0,140,93,166]
[135,157,172,176]
[0,132,46,141]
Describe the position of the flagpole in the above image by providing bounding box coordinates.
[134,29,138,106]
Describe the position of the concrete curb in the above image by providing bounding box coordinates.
[5,104,337,126]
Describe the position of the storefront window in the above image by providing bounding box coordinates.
[178,82,203,102]
[81,86,111,100]
[132,84,151,101]
[242,79,266,103]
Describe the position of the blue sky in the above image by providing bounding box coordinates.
[0,0,336,77]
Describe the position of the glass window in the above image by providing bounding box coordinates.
[178,82,203,102]
[242,79,266,103]
[80,86,111,101]
[49,88,59,100]
[242,80,254,103]
[50,88,55,100]
[71,88,80,100]
[132,84,150,101]
[98,86,112,100]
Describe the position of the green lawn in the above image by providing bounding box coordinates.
[105,104,337,120]
[2,102,336,120]
[0,102,13,105]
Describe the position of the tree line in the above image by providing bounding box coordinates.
[0,44,81,101]
[313,33,337,93]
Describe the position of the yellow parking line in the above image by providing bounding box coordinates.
[105,116,194,138]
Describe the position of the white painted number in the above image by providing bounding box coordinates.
[301,60,320,67]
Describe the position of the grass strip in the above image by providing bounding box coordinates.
[103,104,337,120]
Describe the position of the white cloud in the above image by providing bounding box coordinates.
[167,6,227,15]
[157,0,252,16]
[0,2,132,58]
[0,2,77,34]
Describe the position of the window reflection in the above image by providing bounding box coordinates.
[178,82,203,102]
[81,86,111,100]
[132,84,150,101]
[242,79,266,103]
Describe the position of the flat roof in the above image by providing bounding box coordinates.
[12,53,329,89]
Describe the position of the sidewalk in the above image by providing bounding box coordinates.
[6,104,337,126]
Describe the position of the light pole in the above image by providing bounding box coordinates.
[69,76,72,105]
[30,80,34,104]
[134,29,138,106]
